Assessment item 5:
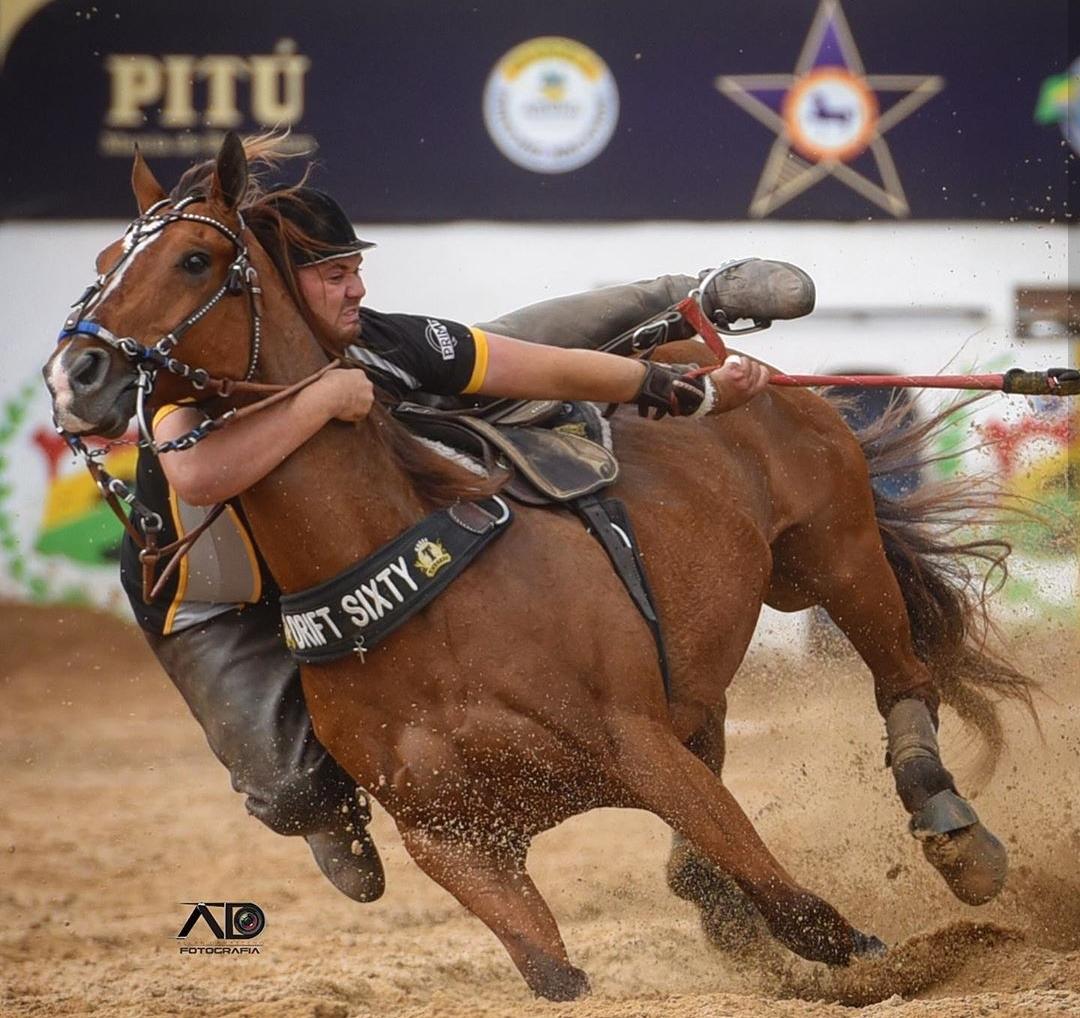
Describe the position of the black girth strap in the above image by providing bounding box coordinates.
[572,495,672,697]
[280,497,512,664]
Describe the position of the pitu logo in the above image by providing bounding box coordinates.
[105,39,308,129]
[99,39,314,158]
[177,901,265,940]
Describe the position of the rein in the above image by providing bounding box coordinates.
[58,217,1076,605]
[55,197,343,600]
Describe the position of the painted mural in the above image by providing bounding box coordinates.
[0,378,135,609]
[921,383,1077,623]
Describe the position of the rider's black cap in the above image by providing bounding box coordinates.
[264,185,375,266]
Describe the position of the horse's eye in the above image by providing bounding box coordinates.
[181,252,211,275]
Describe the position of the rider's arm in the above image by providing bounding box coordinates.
[475,333,647,402]
[473,331,768,411]
[356,310,766,410]
[155,370,372,506]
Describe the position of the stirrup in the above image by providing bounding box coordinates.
[690,263,773,337]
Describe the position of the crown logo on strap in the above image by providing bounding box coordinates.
[414,538,452,578]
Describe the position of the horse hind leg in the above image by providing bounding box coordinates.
[608,713,884,965]
[769,518,1008,905]
[399,825,589,1001]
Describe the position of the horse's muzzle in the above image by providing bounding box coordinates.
[45,338,137,437]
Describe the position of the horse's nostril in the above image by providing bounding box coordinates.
[70,348,110,392]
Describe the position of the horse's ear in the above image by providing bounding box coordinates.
[211,131,249,210]
[131,144,167,213]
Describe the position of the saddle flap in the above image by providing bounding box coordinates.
[458,417,619,502]
[395,401,619,504]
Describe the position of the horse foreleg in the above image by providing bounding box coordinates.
[399,825,589,1001]
[776,524,1008,905]
[666,700,771,953]
[609,714,883,965]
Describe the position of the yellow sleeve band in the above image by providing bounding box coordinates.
[461,327,489,395]
[151,398,200,434]
[151,404,183,431]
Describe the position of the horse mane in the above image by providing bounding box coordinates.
[170,132,332,315]
[366,404,507,508]
[171,133,507,509]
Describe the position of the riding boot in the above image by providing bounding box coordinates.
[475,260,815,350]
[699,259,815,326]
[305,789,386,903]
[143,599,385,902]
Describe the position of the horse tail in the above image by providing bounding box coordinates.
[838,394,1038,782]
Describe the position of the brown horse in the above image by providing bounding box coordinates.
[44,135,1032,1000]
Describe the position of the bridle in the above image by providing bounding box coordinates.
[53,195,340,600]
[57,195,267,449]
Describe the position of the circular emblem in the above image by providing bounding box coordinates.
[783,67,879,163]
[483,37,619,174]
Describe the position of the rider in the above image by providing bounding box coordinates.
[120,179,815,903]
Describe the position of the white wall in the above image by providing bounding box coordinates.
[5,219,1073,384]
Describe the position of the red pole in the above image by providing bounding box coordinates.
[767,372,1006,390]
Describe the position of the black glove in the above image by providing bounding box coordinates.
[633,362,713,419]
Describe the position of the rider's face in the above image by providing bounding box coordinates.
[297,254,365,344]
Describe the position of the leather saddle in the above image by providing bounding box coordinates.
[394,397,619,505]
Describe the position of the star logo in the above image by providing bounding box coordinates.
[716,0,943,218]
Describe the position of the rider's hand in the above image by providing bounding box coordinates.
[707,355,770,413]
[317,367,374,423]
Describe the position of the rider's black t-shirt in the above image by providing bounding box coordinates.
[119,311,488,636]
[347,309,487,400]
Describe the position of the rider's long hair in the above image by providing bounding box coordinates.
[171,133,337,323]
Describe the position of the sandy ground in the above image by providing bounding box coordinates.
[1,604,1078,1018]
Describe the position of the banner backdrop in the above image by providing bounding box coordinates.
[0,0,1074,221]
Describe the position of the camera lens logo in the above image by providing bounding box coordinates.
[483,37,619,174]
[231,905,265,938]
[177,901,265,941]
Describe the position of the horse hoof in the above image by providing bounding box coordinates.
[921,821,1008,905]
[851,928,887,960]
[539,965,590,1001]
[525,953,591,1001]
